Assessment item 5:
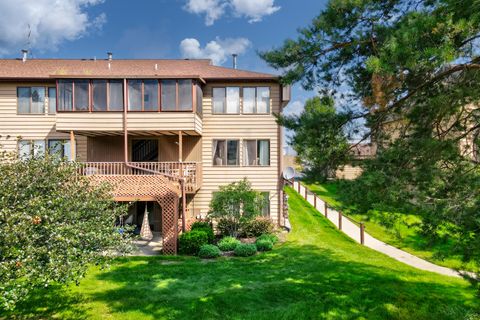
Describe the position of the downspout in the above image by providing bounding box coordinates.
[121,78,186,234]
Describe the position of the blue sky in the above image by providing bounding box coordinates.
[0,0,328,152]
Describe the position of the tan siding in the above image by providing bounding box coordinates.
[56,112,202,134]
[0,82,87,160]
[193,83,281,223]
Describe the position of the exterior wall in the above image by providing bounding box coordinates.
[335,165,363,180]
[56,112,202,135]
[0,82,87,160]
[192,82,281,223]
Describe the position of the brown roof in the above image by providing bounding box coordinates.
[0,59,278,81]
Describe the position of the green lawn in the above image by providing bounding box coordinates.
[3,187,478,319]
[305,181,478,272]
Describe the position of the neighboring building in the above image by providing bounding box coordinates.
[0,54,290,253]
[335,143,375,180]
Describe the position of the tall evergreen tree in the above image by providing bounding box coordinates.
[262,0,480,268]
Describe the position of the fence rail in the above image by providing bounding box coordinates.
[78,162,202,193]
[291,180,365,245]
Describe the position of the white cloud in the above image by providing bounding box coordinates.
[231,0,280,23]
[183,0,226,26]
[0,0,106,56]
[183,0,280,26]
[180,37,251,65]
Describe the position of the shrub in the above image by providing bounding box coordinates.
[234,243,257,257]
[198,244,221,259]
[255,239,273,252]
[217,236,241,251]
[216,218,241,237]
[240,217,275,237]
[191,221,211,230]
[256,233,279,244]
[178,230,209,255]
[190,222,214,243]
[208,179,265,236]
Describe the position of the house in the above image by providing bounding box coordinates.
[334,143,376,180]
[0,53,291,253]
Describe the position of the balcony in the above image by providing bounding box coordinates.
[56,112,202,136]
[78,161,202,194]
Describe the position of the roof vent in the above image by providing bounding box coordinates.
[107,52,113,61]
[21,49,28,63]
[232,54,237,69]
[155,63,158,71]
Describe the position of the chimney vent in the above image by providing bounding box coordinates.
[232,54,237,69]
[21,49,28,63]
[107,52,113,61]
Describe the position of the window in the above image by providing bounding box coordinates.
[48,139,72,160]
[92,80,107,111]
[256,87,270,113]
[213,87,270,114]
[243,87,256,113]
[213,139,239,166]
[109,80,124,111]
[196,84,203,115]
[213,88,225,113]
[18,140,45,160]
[261,192,270,217]
[226,87,240,113]
[48,87,56,113]
[144,80,158,111]
[17,87,46,114]
[243,87,270,114]
[213,87,239,114]
[178,80,192,111]
[74,80,89,111]
[244,140,270,166]
[58,80,73,111]
[161,80,176,111]
[128,80,142,111]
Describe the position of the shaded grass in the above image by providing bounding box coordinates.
[2,187,478,319]
[305,181,478,272]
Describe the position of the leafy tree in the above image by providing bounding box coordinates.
[0,150,132,310]
[261,0,480,268]
[277,96,351,180]
[208,179,265,237]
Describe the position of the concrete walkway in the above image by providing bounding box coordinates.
[293,181,471,278]
[132,232,163,256]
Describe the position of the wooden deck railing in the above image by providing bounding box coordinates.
[78,162,202,193]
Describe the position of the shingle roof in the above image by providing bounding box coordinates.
[0,59,279,81]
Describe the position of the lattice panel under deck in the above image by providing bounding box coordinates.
[87,175,180,254]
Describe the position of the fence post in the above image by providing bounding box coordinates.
[314,195,317,208]
[338,211,342,230]
[360,223,365,245]
[305,186,308,199]
[297,182,301,193]
[324,202,328,218]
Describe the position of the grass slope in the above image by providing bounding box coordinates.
[305,181,477,272]
[3,187,478,319]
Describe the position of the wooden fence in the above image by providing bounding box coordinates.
[291,180,365,245]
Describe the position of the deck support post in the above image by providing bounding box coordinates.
[179,131,186,232]
[69,131,76,161]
